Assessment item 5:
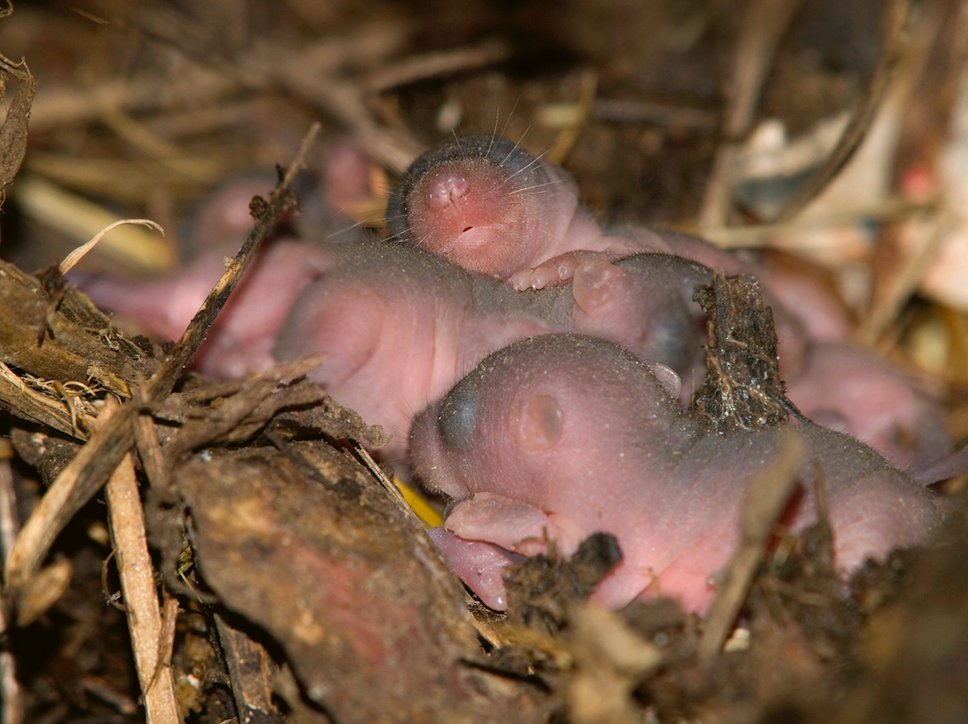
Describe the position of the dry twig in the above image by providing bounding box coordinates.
[855,210,953,345]
[699,0,804,228]
[101,398,181,724]
[699,430,806,660]
[771,0,914,222]
[364,38,512,93]
[3,122,320,592]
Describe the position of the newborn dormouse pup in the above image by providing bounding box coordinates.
[386,133,681,288]
[385,133,850,342]
[270,245,725,462]
[409,334,940,613]
[76,159,370,380]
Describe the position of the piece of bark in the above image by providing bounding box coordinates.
[689,273,791,434]
[0,261,160,403]
[8,428,81,488]
[0,55,35,201]
[214,615,282,724]
[161,357,328,460]
[178,439,546,724]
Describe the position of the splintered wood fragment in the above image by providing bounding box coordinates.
[214,615,281,724]
[132,387,173,497]
[0,362,88,439]
[0,261,155,401]
[353,444,424,519]
[147,597,181,700]
[4,400,138,591]
[149,356,388,452]
[102,400,181,724]
[689,273,791,434]
[155,354,321,410]
[165,372,327,460]
[0,439,18,557]
[3,123,320,592]
[158,354,327,460]
[698,430,806,661]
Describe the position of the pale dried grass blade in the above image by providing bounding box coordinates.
[59,218,165,275]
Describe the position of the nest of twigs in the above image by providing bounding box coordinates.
[1,2,967,723]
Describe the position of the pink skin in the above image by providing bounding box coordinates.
[187,176,280,254]
[565,256,951,470]
[758,251,853,342]
[272,241,565,461]
[76,160,949,468]
[79,240,335,379]
[786,343,952,472]
[81,235,950,470]
[271,248,740,462]
[320,139,375,215]
[182,139,374,257]
[386,134,673,282]
[565,254,807,395]
[80,239,711,461]
[387,135,852,344]
[193,242,335,378]
[80,237,564,457]
[409,334,941,613]
[77,141,372,375]
[566,255,711,392]
[387,134,820,378]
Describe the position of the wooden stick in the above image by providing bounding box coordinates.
[103,398,182,724]
[3,123,320,591]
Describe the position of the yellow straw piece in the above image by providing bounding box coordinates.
[392,476,443,528]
